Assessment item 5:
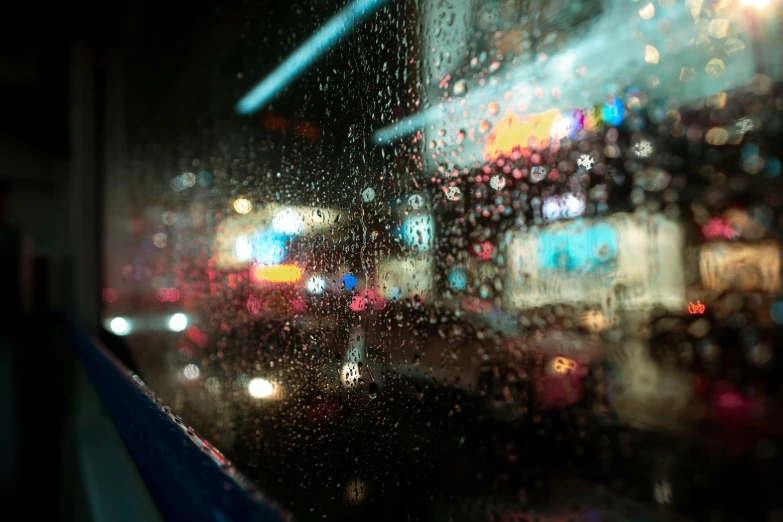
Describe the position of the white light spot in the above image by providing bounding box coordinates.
[736,117,754,134]
[181,172,197,187]
[562,193,586,218]
[169,313,188,332]
[741,0,768,6]
[634,139,654,158]
[489,174,505,190]
[248,377,276,399]
[183,363,200,381]
[577,154,595,170]
[272,207,304,235]
[306,275,326,294]
[542,196,563,220]
[235,236,253,262]
[109,317,131,336]
[445,186,461,201]
[362,187,375,202]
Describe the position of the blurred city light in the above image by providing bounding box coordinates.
[603,97,625,127]
[401,214,434,252]
[235,236,253,262]
[341,273,357,290]
[183,363,200,381]
[272,207,305,235]
[252,264,303,284]
[340,362,360,386]
[235,0,391,115]
[108,317,131,336]
[306,275,326,294]
[249,231,289,265]
[233,197,252,214]
[448,269,467,291]
[169,313,189,332]
[248,377,276,399]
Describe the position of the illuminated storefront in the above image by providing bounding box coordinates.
[505,213,686,311]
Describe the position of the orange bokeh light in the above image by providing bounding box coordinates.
[484,109,564,162]
[252,264,302,284]
[688,300,706,315]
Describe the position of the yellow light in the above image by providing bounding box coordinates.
[741,0,768,6]
[252,264,302,283]
[248,378,277,399]
[484,109,563,161]
[233,197,252,214]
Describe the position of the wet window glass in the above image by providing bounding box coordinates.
[103,0,783,519]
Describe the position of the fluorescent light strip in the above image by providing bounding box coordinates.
[236,0,392,115]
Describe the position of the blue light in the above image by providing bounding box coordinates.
[538,222,619,273]
[448,269,467,291]
[386,286,403,301]
[236,0,391,115]
[603,97,625,127]
[402,214,434,252]
[341,273,357,291]
[251,230,289,265]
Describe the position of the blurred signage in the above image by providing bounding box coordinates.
[505,213,685,311]
[485,109,564,161]
[699,241,781,293]
[484,107,593,162]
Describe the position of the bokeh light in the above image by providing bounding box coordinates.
[168,313,188,332]
[306,275,326,294]
[108,317,131,336]
[233,197,253,214]
[248,377,276,399]
[272,207,305,235]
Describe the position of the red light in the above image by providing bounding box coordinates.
[185,326,208,347]
[474,241,494,260]
[156,288,181,302]
[702,217,739,240]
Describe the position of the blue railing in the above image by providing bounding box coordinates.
[66,319,292,522]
